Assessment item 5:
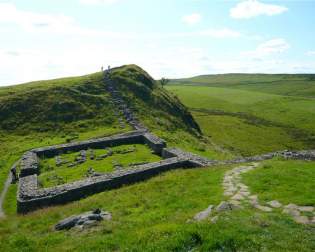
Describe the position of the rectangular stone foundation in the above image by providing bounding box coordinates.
[17,131,211,214]
[17,158,196,213]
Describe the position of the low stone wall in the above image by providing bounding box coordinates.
[32,130,166,159]
[143,133,166,155]
[221,150,315,165]
[16,130,179,214]
[17,157,196,213]
[33,131,145,158]
[20,152,38,178]
[162,148,217,166]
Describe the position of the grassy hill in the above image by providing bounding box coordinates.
[0,64,227,195]
[0,70,314,251]
[168,74,315,156]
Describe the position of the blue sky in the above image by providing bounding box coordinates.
[0,0,315,86]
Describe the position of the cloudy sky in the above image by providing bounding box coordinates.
[0,0,315,86]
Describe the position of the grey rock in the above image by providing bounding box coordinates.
[293,215,310,225]
[267,200,282,208]
[55,156,63,167]
[255,205,273,212]
[194,205,213,221]
[216,201,234,212]
[210,216,219,223]
[55,215,81,230]
[285,203,298,210]
[297,206,314,212]
[283,208,300,217]
[55,209,111,231]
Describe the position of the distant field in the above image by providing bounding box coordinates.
[172,74,315,98]
[167,74,315,156]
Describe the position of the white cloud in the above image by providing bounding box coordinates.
[307,51,315,56]
[0,3,75,31]
[0,3,132,38]
[151,28,241,39]
[79,0,121,5]
[230,0,288,19]
[198,28,241,38]
[182,13,202,25]
[243,38,290,59]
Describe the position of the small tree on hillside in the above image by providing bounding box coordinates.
[160,78,170,87]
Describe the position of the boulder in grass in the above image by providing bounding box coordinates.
[194,205,213,221]
[55,209,111,231]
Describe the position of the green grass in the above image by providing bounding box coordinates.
[167,85,315,156]
[172,73,315,98]
[0,125,129,193]
[2,184,17,217]
[38,144,161,188]
[0,166,225,251]
[193,112,305,156]
[243,160,315,206]
[1,165,314,251]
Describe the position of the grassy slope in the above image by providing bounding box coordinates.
[1,165,314,251]
[0,70,314,251]
[167,75,315,156]
[243,159,315,206]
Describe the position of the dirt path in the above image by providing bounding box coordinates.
[0,172,12,218]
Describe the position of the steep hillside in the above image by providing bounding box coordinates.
[0,65,199,134]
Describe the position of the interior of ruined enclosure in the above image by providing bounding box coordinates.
[38,144,162,188]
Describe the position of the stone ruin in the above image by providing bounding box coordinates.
[17,130,217,214]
